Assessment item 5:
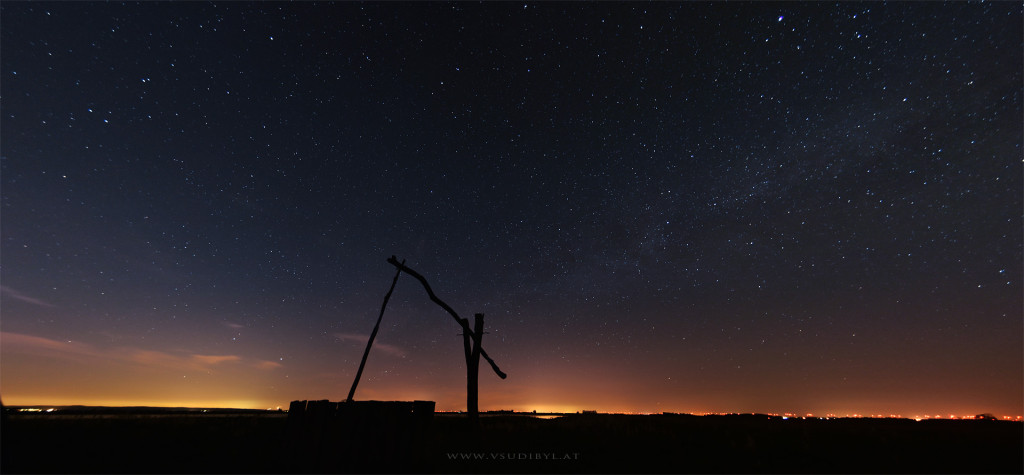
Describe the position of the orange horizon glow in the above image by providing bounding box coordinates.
[3,394,1021,421]
[3,329,1021,420]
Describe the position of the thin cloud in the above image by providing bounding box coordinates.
[335,332,407,358]
[191,354,242,366]
[0,286,56,308]
[123,348,194,369]
[252,360,283,370]
[0,332,97,357]
[1,332,279,372]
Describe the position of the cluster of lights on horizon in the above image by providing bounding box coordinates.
[13,406,1023,422]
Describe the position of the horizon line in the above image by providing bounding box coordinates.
[5,403,1022,421]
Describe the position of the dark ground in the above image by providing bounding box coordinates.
[2,409,1021,474]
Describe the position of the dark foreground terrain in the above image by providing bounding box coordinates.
[2,408,1021,474]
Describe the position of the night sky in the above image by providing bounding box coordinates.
[1,2,1021,417]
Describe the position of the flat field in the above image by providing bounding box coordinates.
[2,410,1020,473]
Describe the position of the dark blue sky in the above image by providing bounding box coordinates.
[1,2,1020,416]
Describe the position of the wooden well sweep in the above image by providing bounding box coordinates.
[284,256,506,471]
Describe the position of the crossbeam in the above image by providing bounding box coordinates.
[386,256,507,379]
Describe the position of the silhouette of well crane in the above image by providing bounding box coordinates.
[345,256,507,422]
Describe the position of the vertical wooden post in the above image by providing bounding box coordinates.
[459,317,475,423]
[466,313,484,423]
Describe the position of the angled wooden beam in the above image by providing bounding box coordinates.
[386,256,507,379]
[346,259,404,402]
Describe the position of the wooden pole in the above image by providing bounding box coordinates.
[386,256,507,379]
[346,260,404,402]
[466,313,484,423]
